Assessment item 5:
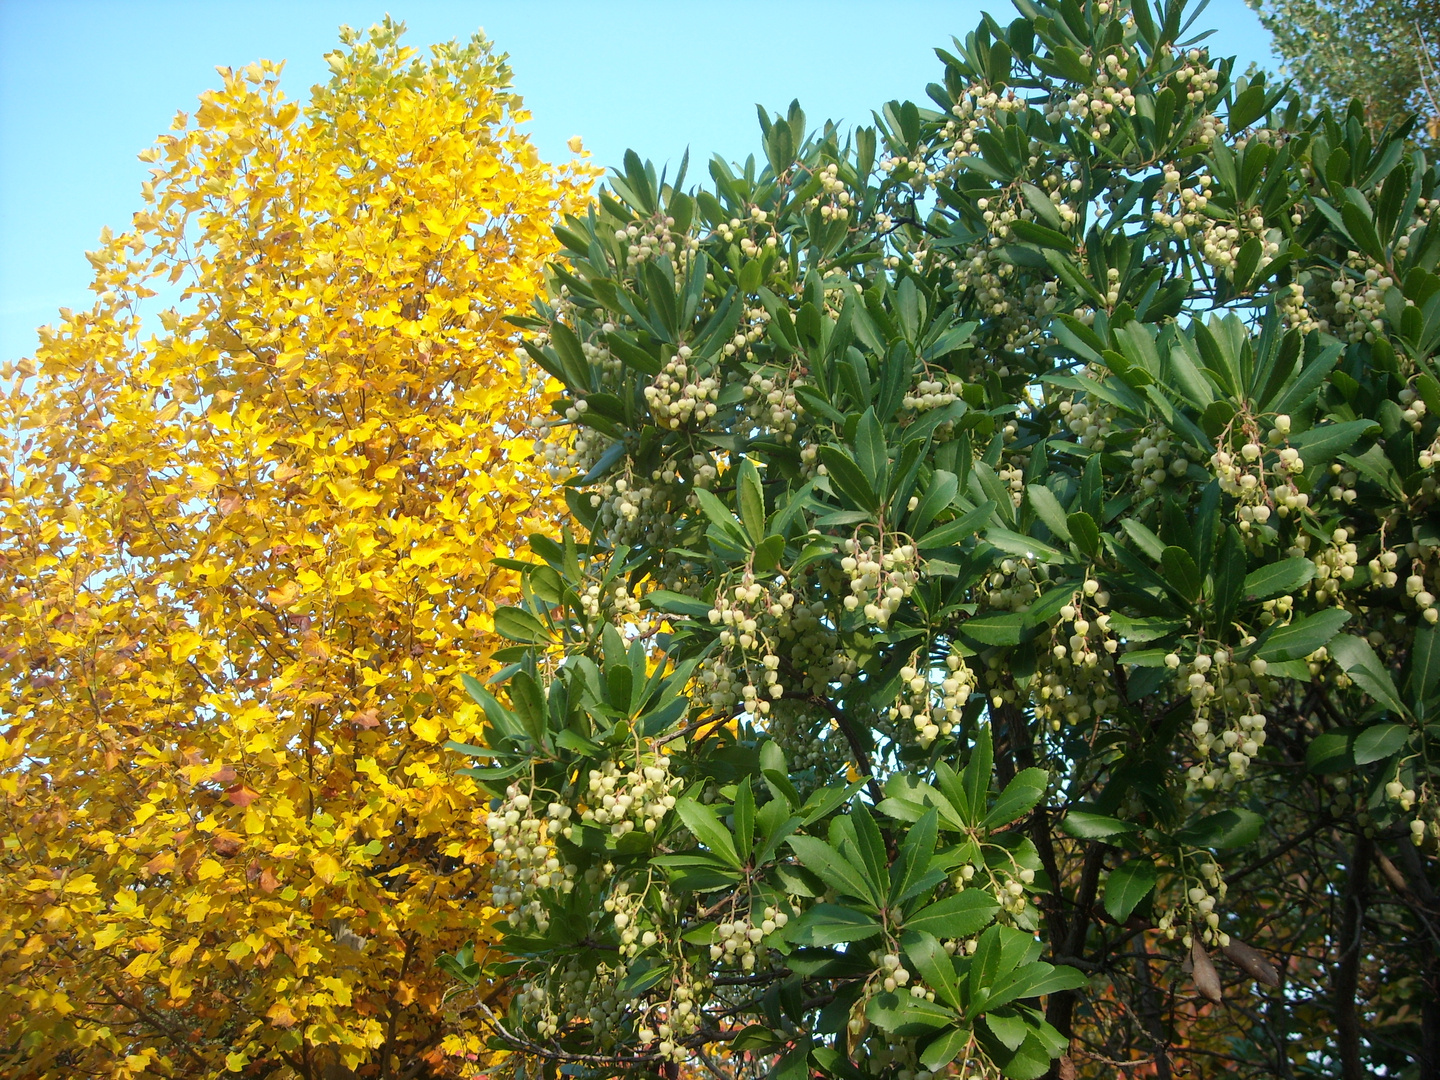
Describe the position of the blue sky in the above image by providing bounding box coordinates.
[0,0,1275,364]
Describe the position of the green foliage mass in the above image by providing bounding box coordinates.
[1249,0,1439,145]
[447,0,1440,1075]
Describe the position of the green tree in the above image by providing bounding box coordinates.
[445,0,1440,1076]
[1248,0,1440,143]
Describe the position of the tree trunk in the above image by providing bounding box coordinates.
[1334,833,1372,1080]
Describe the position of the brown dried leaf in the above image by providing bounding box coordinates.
[1191,939,1223,1004]
[1222,938,1281,987]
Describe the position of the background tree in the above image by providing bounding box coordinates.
[1248,0,1440,144]
[0,20,593,1079]
[444,0,1440,1077]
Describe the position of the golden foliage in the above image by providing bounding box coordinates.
[0,19,594,1078]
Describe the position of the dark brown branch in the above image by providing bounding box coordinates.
[797,691,885,804]
[1335,832,1372,1080]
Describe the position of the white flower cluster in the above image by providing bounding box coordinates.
[589,474,679,548]
[841,538,919,629]
[942,80,1026,160]
[518,957,629,1040]
[979,556,1043,613]
[1330,260,1397,344]
[1044,49,1139,141]
[699,567,860,719]
[604,878,667,959]
[580,753,679,837]
[1130,428,1196,495]
[579,578,642,623]
[888,650,976,749]
[1170,648,1274,785]
[1058,393,1114,449]
[764,699,851,777]
[1310,527,1360,603]
[645,345,720,429]
[1210,421,1308,530]
[708,905,789,969]
[712,207,779,260]
[1405,566,1440,625]
[1032,583,1120,732]
[939,177,1066,354]
[1318,197,1433,347]
[539,418,609,482]
[1157,860,1230,949]
[723,305,771,357]
[616,213,701,272]
[1173,50,1222,104]
[903,373,962,414]
[487,785,576,932]
[806,162,856,222]
[635,978,707,1063]
[744,366,800,442]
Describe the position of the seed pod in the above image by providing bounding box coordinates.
[1191,938,1223,1004]
[1222,938,1280,987]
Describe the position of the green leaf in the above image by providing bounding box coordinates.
[903,891,1000,939]
[1174,808,1264,850]
[984,1011,1030,1052]
[1329,635,1410,718]
[737,459,766,544]
[902,930,962,1009]
[1104,859,1158,922]
[769,1045,811,1080]
[855,407,889,489]
[959,613,1032,647]
[1284,418,1379,464]
[786,903,883,946]
[962,728,994,828]
[1255,608,1351,662]
[677,797,741,869]
[693,487,744,535]
[1352,722,1410,765]
[1025,484,1072,542]
[820,446,879,511]
[1161,546,1201,604]
[493,607,549,644]
[733,777,755,863]
[1067,511,1101,557]
[1242,557,1316,601]
[866,992,958,1035]
[919,500,996,548]
[920,1026,972,1071]
[1306,730,1356,774]
[910,470,960,536]
[1060,811,1137,841]
[645,590,712,618]
[729,1025,782,1052]
[1410,623,1440,705]
[891,809,940,906]
[788,835,878,907]
[983,768,1048,829]
[1120,518,1166,561]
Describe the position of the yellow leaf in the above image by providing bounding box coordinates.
[311,853,341,884]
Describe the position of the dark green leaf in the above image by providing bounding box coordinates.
[1243,557,1316,601]
[904,891,1000,939]
[1103,859,1158,922]
[983,768,1047,829]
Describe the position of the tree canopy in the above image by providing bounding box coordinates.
[444,0,1440,1077]
[1249,0,1440,145]
[0,20,592,1079]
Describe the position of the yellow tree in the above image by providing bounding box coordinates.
[0,20,594,1079]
